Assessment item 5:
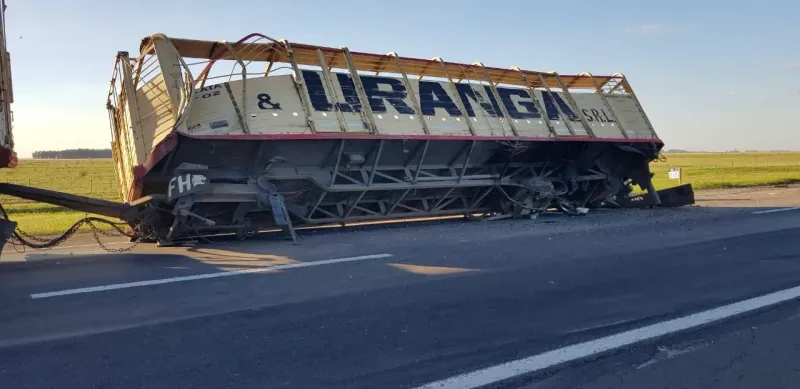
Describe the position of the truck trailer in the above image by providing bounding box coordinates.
[0,24,694,249]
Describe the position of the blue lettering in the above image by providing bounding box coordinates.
[497,87,541,119]
[334,73,361,113]
[419,81,462,116]
[455,84,497,117]
[482,86,505,118]
[303,70,595,124]
[302,70,333,111]
[360,76,415,114]
[541,91,578,121]
[301,70,360,113]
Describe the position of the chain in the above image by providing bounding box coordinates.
[15,228,55,243]
[89,221,139,253]
[11,222,82,250]
[0,199,156,253]
[8,216,141,253]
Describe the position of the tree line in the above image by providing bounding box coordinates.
[32,148,112,159]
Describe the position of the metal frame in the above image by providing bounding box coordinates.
[389,52,430,135]
[512,66,556,137]
[615,73,659,140]
[473,62,519,137]
[281,39,318,133]
[221,41,250,134]
[536,73,576,136]
[118,52,144,156]
[341,46,379,134]
[433,57,476,136]
[316,48,349,132]
[150,42,180,117]
[151,35,626,91]
[552,72,595,138]
[582,72,628,139]
[298,149,529,224]
[179,143,537,226]
[162,136,668,231]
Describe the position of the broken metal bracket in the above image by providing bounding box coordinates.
[615,184,695,208]
[164,194,195,243]
[255,175,298,244]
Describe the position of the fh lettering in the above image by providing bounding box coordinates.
[168,174,207,200]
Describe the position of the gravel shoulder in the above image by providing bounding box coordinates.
[693,184,800,208]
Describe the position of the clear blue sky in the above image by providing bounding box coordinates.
[5,0,800,157]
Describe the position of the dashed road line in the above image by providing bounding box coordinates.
[30,253,393,299]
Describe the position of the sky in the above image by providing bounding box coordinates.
[4,0,800,157]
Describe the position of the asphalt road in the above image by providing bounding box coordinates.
[517,299,800,389]
[0,199,799,388]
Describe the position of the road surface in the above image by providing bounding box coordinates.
[0,186,799,388]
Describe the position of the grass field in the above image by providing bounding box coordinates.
[649,153,800,190]
[0,159,121,237]
[1,153,799,236]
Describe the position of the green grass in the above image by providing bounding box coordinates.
[1,153,799,236]
[0,159,122,236]
[649,152,800,190]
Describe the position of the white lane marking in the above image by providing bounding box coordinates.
[0,250,108,263]
[30,253,393,299]
[413,283,800,389]
[752,207,800,214]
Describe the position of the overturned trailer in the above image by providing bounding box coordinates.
[0,32,694,247]
[98,33,695,244]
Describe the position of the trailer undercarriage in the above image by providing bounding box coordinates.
[0,135,694,251]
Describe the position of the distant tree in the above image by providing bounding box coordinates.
[32,148,112,159]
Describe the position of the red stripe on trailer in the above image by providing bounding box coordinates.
[185,133,661,143]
